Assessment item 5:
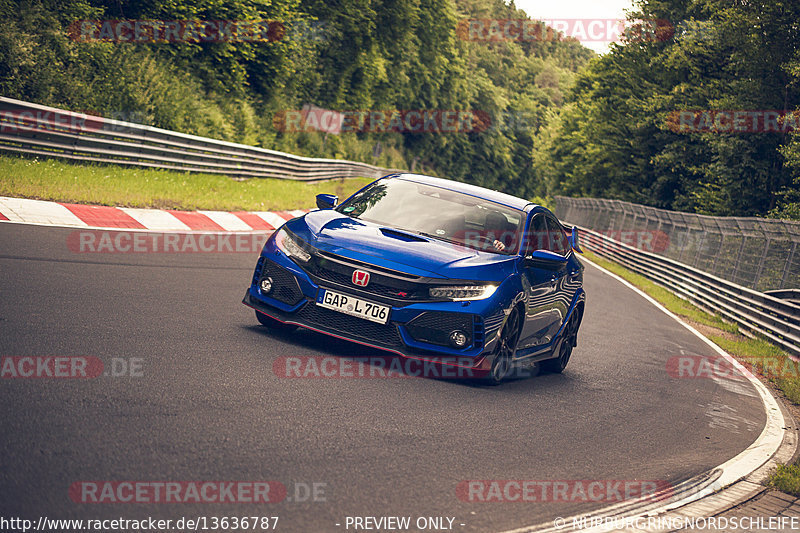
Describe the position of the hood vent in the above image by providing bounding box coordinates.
[379,227,428,243]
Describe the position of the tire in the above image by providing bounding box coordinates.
[255,310,298,332]
[542,310,580,374]
[485,307,522,385]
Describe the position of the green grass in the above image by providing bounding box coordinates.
[769,463,800,496]
[0,154,373,211]
[583,250,800,494]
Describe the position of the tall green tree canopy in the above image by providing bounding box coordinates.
[0,0,592,199]
[537,0,800,217]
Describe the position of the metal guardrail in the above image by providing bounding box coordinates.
[4,95,796,355]
[556,196,800,292]
[575,226,800,358]
[0,96,395,181]
[765,289,800,305]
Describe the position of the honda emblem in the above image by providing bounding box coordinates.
[351,269,370,287]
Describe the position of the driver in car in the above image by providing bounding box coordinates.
[483,211,511,252]
[440,211,513,252]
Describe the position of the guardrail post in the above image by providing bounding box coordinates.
[677,214,689,264]
[731,233,748,287]
[693,227,706,268]
[752,239,770,290]
[781,242,797,290]
[71,114,82,157]
[709,219,724,277]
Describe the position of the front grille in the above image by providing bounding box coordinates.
[304,253,427,302]
[260,261,304,305]
[405,312,475,348]
[297,303,403,349]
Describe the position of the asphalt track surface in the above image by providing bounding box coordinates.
[0,222,767,532]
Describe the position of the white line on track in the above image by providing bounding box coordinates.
[499,256,787,533]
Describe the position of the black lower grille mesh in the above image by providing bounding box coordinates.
[297,304,403,349]
[405,312,475,347]
[260,262,304,305]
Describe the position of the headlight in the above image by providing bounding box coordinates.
[274,228,311,263]
[428,285,497,301]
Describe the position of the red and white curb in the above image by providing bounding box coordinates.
[0,196,308,232]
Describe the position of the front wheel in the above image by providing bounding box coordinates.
[255,310,298,332]
[484,307,521,385]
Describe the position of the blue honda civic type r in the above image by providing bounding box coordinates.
[243,173,585,384]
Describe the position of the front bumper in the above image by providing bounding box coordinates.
[243,255,502,369]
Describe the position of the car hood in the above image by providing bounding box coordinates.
[287,210,516,281]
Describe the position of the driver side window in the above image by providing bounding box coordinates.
[546,216,571,256]
[526,215,550,254]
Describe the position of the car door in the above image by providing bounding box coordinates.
[517,213,565,352]
[544,214,575,335]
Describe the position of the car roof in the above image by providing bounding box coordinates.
[386,173,534,211]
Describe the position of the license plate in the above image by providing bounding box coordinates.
[316,289,390,324]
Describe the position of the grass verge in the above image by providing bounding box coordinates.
[583,250,800,495]
[0,154,373,211]
[769,464,800,495]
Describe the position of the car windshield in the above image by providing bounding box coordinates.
[337,178,525,254]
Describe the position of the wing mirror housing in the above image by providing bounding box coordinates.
[316,194,338,210]
[525,249,569,269]
[569,226,583,253]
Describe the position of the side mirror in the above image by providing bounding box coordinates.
[569,226,583,254]
[316,194,338,210]
[525,249,569,269]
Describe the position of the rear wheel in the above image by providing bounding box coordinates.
[485,307,521,385]
[255,310,298,332]
[542,310,580,373]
